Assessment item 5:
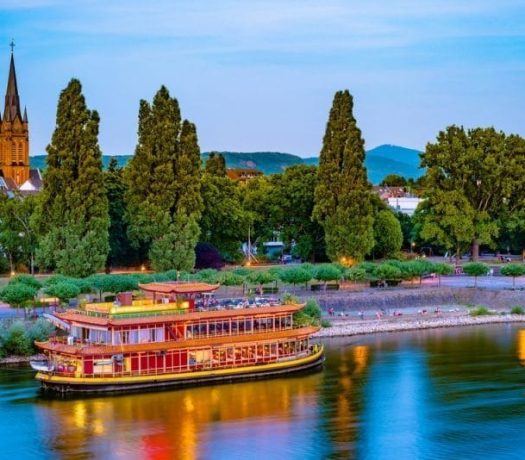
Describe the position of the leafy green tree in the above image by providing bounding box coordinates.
[400,259,435,285]
[279,266,312,289]
[433,262,453,287]
[104,158,137,268]
[418,191,478,262]
[500,263,525,289]
[246,270,276,289]
[87,274,138,300]
[125,86,203,272]
[313,90,374,262]
[0,283,36,308]
[463,262,489,287]
[205,152,227,177]
[420,126,525,260]
[313,264,342,287]
[271,165,326,262]
[379,174,408,187]
[0,194,39,274]
[9,274,42,290]
[200,173,248,260]
[345,266,367,284]
[36,79,109,277]
[240,175,276,243]
[44,274,92,294]
[375,263,402,281]
[373,210,403,258]
[44,281,81,305]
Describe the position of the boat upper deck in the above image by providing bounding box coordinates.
[56,302,305,327]
[36,325,320,356]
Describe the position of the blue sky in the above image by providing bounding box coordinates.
[1,0,524,157]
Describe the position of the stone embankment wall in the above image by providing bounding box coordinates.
[301,287,525,311]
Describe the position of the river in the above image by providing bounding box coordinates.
[1,324,525,459]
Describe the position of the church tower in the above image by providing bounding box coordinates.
[0,42,30,186]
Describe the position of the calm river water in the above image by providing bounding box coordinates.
[2,324,525,459]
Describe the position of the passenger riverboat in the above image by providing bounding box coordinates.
[31,282,324,393]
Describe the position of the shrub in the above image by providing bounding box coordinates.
[282,293,299,305]
[27,318,55,343]
[162,269,180,281]
[303,299,322,320]
[511,306,525,315]
[196,269,219,283]
[232,267,251,277]
[218,272,244,286]
[3,322,32,356]
[321,319,332,328]
[469,306,491,316]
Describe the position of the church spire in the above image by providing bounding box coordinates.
[4,40,21,122]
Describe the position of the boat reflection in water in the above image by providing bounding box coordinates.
[35,371,324,459]
[517,330,525,364]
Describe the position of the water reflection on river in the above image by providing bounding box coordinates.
[2,324,525,459]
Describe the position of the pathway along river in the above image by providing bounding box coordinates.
[2,324,525,459]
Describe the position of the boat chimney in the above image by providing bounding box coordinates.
[117,292,133,306]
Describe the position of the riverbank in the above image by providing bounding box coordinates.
[315,312,525,338]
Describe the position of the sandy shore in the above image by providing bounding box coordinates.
[315,312,525,338]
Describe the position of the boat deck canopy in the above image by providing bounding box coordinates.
[35,326,320,356]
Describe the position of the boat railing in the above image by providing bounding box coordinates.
[46,347,318,379]
[70,300,294,320]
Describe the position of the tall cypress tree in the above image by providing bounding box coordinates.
[205,152,227,177]
[36,79,109,277]
[125,86,203,271]
[313,90,374,262]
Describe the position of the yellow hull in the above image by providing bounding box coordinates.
[36,345,324,394]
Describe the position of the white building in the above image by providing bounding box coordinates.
[387,196,422,216]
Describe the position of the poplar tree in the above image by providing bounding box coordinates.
[36,79,109,277]
[105,158,136,268]
[205,152,227,177]
[125,86,203,271]
[313,90,374,262]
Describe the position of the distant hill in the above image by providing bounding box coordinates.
[30,144,423,184]
[30,155,132,172]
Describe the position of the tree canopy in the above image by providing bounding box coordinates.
[36,79,109,277]
[420,126,525,260]
[313,90,374,262]
[125,86,203,271]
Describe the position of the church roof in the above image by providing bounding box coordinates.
[3,52,22,123]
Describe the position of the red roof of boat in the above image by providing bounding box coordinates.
[139,282,220,294]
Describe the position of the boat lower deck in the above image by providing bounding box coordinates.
[36,345,324,394]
